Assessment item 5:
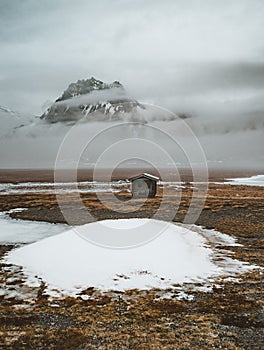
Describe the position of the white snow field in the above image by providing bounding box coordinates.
[4,218,256,297]
[224,175,264,186]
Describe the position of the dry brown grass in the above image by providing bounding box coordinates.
[0,183,263,349]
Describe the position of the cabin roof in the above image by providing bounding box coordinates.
[128,173,160,182]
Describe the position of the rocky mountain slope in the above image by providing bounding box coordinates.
[41,77,143,123]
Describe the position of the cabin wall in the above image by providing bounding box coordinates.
[131,178,157,198]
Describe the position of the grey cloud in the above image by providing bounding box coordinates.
[0,0,264,170]
[1,0,264,115]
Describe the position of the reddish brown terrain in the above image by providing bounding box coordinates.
[0,169,263,349]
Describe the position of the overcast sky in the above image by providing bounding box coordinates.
[0,0,264,115]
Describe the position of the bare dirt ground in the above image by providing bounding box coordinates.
[0,170,263,349]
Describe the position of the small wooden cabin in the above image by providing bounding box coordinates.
[129,173,159,198]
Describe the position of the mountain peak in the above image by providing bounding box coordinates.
[41,77,142,123]
[55,77,124,103]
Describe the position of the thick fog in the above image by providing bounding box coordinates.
[0,105,263,170]
[0,0,263,170]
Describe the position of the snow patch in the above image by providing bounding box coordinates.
[4,218,257,297]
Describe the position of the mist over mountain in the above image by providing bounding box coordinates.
[0,70,263,170]
[41,77,144,123]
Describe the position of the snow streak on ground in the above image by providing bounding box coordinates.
[3,218,257,298]
[0,180,226,199]
[0,181,189,195]
[224,175,264,186]
[0,181,129,194]
[5,177,261,196]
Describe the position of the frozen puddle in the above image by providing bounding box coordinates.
[3,218,258,298]
[0,212,69,244]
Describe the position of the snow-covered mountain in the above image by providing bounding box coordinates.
[0,105,15,114]
[41,77,144,123]
[0,104,35,138]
